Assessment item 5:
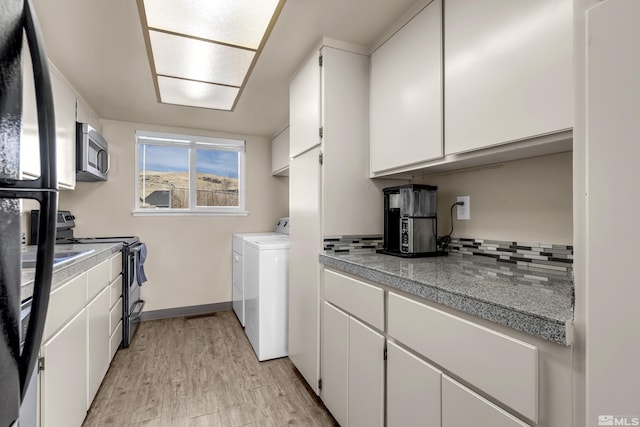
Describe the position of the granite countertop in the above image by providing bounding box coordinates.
[320,251,574,345]
[21,243,123,301]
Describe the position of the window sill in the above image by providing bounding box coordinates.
[132,210,249,217]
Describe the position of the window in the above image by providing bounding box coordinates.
[134,131,245,215]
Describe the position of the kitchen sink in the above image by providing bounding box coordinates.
[21,249,95,269]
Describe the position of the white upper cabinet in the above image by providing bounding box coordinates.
[370,0,443,174]
[271,126,290,176]
[444,0,573,155]
[50,67,77,189]
[322,45,384,236]
[20,49,39,181]
[289,51,321,158]
[76,96,101,133]
[21,52,77,189]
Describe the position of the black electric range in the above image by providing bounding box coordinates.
[30,210,146,348]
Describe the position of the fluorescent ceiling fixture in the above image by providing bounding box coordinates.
[149,31,255,87]
[157,76,240,111]
[139,0,285,111]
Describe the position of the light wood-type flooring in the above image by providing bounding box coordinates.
[83,311,338,427]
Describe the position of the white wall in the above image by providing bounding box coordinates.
[60,119,289,313]
[412,152,573,245]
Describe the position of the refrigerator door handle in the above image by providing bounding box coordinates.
[0,2,57,194]
[23,0,57,191]
[17,0,58,400]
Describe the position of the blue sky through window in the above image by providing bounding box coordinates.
[196,149,239,178]
[139,145,238,178]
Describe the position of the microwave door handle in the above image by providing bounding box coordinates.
[97,149,110,174]
[18,0,58,401]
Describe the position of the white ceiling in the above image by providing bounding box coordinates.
[33,0,419,138]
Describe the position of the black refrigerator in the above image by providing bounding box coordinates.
[1,0,58,425]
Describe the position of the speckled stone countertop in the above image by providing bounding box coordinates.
[320,251,574,345]
[20,243,123,301]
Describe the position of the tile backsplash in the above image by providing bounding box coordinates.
[323,235,384,254]
[447,238,573,274]
[323,235,573,274]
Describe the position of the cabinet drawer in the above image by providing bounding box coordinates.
[388,292,538,422]
[109,252,122,282]
[109,320,122,361]
[442,376,530,427]
[87,259,110,301]
[43,272,87,342]
[324,269,384,330]
[109,275,122,307]
[110,297,123,334]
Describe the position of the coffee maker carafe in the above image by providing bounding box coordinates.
[382,184,440,257]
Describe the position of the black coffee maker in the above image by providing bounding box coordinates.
[381,184,441,257]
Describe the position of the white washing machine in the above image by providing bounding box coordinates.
[244,235,290,361]
[232,218,289,327]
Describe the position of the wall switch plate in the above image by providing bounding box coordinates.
[457,196,470,220]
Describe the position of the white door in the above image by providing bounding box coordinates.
[585,0,640,421]
[40,309,88,427]
[387,340,442,427]
[289,50,321,157]
[50,67,77,189]
[442,376,529,427]
[348,317,384,427]
[444,0,572,155]
[288,146,322,394]
[87,286,110,406]
[370,0,443,173]
[321,302,349,426]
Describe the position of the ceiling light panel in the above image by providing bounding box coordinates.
[143,0,281,49]
[149,31,255,87]
[157,76,239,111]
[139,0,284,111]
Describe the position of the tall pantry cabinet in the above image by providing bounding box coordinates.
[288,39,386,395]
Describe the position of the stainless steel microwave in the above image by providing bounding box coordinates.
[76,122,109,181]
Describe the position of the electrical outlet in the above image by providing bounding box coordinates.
[457,196,470,220]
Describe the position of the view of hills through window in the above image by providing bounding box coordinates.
[138,144,239,209]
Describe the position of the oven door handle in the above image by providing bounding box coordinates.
[130,299,145,321]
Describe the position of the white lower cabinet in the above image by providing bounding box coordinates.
[387,341,442,427]
[321,302,384,427]
[387,292,538,422]
[40,309,87,427]
[347,317,384,427]
[442,376,530,427]
[319,266,578,427]
[87,286,111,406]
[322,302,349,426]
[108,272,123,361]
[39,253,123,427]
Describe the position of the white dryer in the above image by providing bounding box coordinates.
[232,218,288,327]
[244,235,290,361]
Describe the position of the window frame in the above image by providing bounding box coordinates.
[133,130,247,216]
